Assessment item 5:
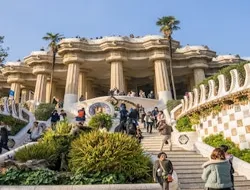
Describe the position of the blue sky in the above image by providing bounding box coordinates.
[1,0,250,61]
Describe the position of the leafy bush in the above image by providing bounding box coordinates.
[88,113,112,130]
[34,103,55,121]
[15,142,57,163]
[0,168,127,185]
[0,168,62,185]
[15,121,73,168]
[176,116,195,132]
[204,133,250,163]
[68,131,152,182]
[167,100,181,112]
[0,114,27,136]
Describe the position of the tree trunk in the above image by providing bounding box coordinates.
[169,37,177,100]
[49,52,56,103]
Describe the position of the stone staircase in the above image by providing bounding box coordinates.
[141,129,250,190]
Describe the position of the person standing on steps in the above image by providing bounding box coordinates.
[0,125,10,154]
[51,110,60,130]
[202,148,233,190]
[152,107,159,128]
[145,111,154,133]
[220,145,235,190]
[153,152,174,190]
[158,120,173,151]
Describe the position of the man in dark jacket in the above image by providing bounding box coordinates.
[0,125,10,154]
[51,110,60,130]
[158,120,173,151]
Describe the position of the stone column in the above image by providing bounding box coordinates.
[110,61,125,91]
[106,52,127,92]
[21,88,29,103]
[85,78,94,99]
[34,74,47,103]
[189,75,195,91]
[64,63,80,108]
[154,75,158,99]
[189,59,208,86]
[10,83,21,103]
[46,81,56,103]
[153,59,172,102]
[78,71,87,100]
[193,68,205,86]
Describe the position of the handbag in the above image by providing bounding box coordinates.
[159,161,173,183]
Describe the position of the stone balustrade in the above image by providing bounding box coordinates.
[177,63,250,119]
[0,97,36,148]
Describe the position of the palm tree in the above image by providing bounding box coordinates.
[43,33,64,103]
[156,16,180,100]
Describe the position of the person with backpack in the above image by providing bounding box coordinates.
[153,152,174,190]
[152,107,159,128]
[120,105,128,123]
[0,125,10,154]
[158,120,173,151]
[220,145,235,189]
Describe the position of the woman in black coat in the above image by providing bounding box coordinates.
[0,126,10,154]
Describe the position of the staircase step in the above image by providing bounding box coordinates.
[171,161,207,166]
[144,150,196,155]
[180,181,250,189]
[174,169,203,174]
[179,176,247,183]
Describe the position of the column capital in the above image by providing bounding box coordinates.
[63,52,85,65]
[7,74,25,84]
[86,77,95,81]
[149,49,169,62]
[79,68,91,73]
[188,58,208,69]
[106,51,127,63]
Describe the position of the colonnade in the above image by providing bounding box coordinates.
[4,54,207,107]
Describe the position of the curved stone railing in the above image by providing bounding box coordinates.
[176,63,250,118]
[0,97,36,148]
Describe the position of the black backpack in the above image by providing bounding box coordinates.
[127,122,136,135]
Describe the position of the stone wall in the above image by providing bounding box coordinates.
[172,62,250,149]
[196,103,250,149]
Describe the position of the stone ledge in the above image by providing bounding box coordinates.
[0,184,161,190]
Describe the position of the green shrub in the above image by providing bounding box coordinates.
[0,168,127,185]
[15,142,57,163]
[88,113,112,130]
[204,133,250,163]
[69,171,126,185]
[176,116,195,132]
[167,100,181,112]
[0,168,62,185]
[0,114,27,136]
[68,131,152,182]
[34,103,55,121]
